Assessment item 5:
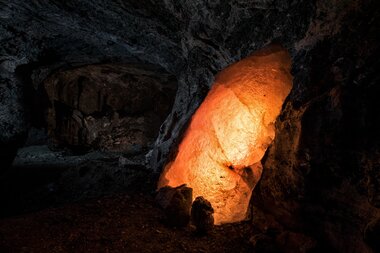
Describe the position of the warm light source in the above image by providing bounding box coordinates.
[158,44,293,224]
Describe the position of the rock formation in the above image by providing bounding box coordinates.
[156,184,193,227]
[43,63,176,153]
[191,196,214,234]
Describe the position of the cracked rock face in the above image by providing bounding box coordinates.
[0,0,379,251]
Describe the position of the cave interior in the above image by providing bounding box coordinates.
[0,1,379,253]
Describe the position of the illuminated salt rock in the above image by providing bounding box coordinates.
[158,44,293,224]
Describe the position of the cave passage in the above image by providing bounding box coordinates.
[158,45,293,225]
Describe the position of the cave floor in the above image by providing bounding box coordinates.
[0,146,254,253]
[0,192,253,253]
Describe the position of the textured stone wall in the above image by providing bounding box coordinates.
[0,0,379,251]
[43,64,176,153]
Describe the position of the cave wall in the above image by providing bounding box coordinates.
[0,0,379,251]
[0,0,314,168]
[252,2,380,251]
[43,64,176,153]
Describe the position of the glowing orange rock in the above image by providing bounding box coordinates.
[158,44,293,224]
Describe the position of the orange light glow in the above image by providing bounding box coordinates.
[158,45,293,224]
